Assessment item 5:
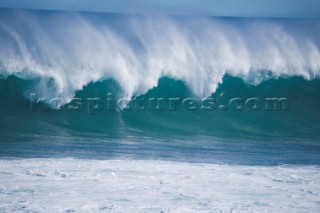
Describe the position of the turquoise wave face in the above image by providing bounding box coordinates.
[1,75,320,137]
[1,75,320,164]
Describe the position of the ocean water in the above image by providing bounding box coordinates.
[1,9,320,212]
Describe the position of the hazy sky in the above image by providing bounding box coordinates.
[0,0,319,17]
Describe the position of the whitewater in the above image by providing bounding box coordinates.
[1,158,320,212]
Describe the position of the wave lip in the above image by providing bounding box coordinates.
[0,10,320,106]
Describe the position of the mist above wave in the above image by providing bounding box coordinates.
[0,10,319,105]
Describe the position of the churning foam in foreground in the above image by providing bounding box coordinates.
[0,158,320,212]
[0,10,320,105]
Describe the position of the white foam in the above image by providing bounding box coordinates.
[0,158,319,212]
[0,12,320,106]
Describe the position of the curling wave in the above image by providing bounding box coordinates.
[0,9,320,106]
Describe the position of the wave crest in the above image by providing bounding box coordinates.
[0,10,320,105]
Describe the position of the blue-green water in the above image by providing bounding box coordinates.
[0,9,320,166]
[1,75,320,165]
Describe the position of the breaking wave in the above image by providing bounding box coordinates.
[0,9,320,106]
